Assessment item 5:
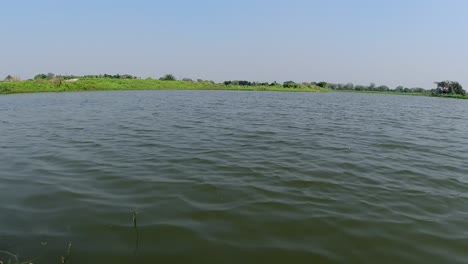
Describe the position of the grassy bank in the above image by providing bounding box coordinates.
[334,90,429,96]
[0,79,328,95]
[334,89,468,100]
[2,79,465,99]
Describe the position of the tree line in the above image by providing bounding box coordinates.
[33,73,139,80]
[328,81,465,96]
[222,80,328,89]
[2,73,465,96]
[222,80,465,96]
[327,82,425,93]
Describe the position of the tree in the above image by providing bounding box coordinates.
[355,85,365,91]
[47,73,55,80]
[121,74,136,79]
[410,87,426,93]
[238,80,252,86]
[395,86,404,92]
[4,75,20,82]
[369,83,376,91]
[449,82,465,95]
[376,85,390,91]
[317,81,328,88]
[283,81,299,88]
[343,83,354,90]
[34,73,47,80]
[53,76,64,86]
[160,74,176,81]
[434,81,450,94]
[434,81,465,95]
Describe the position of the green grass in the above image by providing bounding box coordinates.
[2,79,465,99]
[0,79,328,95]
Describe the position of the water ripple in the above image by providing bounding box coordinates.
[0,91,468,263]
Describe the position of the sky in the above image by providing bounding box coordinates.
[1,0,467,88]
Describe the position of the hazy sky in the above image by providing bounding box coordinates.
[1,0,467,88]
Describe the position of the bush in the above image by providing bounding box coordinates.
[317,81,328,88]
[283,81,299,88]
[160,74,176,81]
[0,83,12,92]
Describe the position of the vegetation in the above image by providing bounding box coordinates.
[0,73,331,94]
[3,75,21,82]
[159,74,176,81]
[0,73,465,99]
[316,81,328,88]
[34,73,140,81]
[328,82,423,93]
[283,81,299,89]
[328,80,467,99]
[221,80,326,90]
[223,80,269,86]
[432,81,465,96]
[60,243,72,264]
[133,209,140,255]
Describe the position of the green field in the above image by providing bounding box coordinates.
[1,79,467,100]
[0,78,328,95]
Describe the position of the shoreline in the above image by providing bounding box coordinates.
[0,79,327,95]
[1,79,467,100]
[333,90,468,100]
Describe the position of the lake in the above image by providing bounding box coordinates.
[0,91,467,263]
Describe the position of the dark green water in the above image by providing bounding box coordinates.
[1,91,467,263]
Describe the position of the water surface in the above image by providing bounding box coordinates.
[1,91,467,263]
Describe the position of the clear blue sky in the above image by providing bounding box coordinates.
[1,0,467,88]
